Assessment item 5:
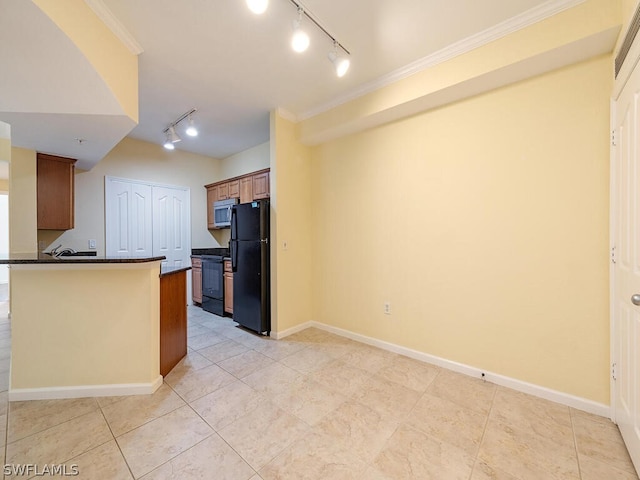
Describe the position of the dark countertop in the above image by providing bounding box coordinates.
[191,248,229,257]
[160,265,192,277]
[0,254,166,265]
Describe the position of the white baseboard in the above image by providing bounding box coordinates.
[272,321,314,339]
[277,321,610,419]
[8,375,163,401]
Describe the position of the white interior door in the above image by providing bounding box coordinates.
[612,59,640,474]
[105,178,152,257]
[152,186,191,270]
[0,194,8,283]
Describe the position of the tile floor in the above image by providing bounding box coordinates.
[0,301,636,479]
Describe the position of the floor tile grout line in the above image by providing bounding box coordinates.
[471,381,499,480]
[569,407,585,480]
[95,406,136,480]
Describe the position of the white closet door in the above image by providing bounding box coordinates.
[105,177,152,257]
[152,186,191,270]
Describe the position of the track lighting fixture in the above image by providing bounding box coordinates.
[246,0,351,77]
[163,131,175,150]
[185,115,198,137]
[161,108,197,151]
[328,41,350,77]
[291,7,309,53]
[246,0,268,15]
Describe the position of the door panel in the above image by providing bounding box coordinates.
[105,178,152,257]
[613,59,640,473]
[153,186,190,269]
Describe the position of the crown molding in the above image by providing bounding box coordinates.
[84,0,144,55]
[276,107,298,123]
[298,0,586,121]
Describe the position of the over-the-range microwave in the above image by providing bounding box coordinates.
[212,198,238,228]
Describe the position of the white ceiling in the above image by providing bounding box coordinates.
[1,0,589,167]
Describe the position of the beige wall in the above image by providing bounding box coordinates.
[48,137,223,254]
[310,54,612,404]
[33,0,138,121]
[220,142,269,179]
[0,180,7,192]
[10,263,160,390]
[271,113,313,333]
[9,147,37,255]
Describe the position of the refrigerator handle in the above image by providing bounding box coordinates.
[231,239,238,272]
[231,206,237,239]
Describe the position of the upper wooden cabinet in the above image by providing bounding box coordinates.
[239,176,253,204]
[205,168,270,229]
[206,187,216,229]
[37,153,76,230]
[253,171,270,199]
[228,180,240,199]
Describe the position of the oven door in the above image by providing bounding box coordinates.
[202,258,223,299]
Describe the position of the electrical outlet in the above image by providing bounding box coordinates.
[88,239,97,249]
[384,302,391,315]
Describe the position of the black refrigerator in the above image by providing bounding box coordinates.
[230,200,270,335]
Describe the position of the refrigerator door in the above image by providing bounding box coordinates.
[232,201,264,241]
[233,239,270,333]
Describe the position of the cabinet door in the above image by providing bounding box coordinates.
[206,187,216,229]
[224,272,233,314]
[192,257,202,304]
[37,154,76,230]
[239,177,253,204]
[217,183,229,201]
[252,172,270,199]
[228,180,240,199]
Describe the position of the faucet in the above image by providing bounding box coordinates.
[49,244,62,256]
[54,247,76,257]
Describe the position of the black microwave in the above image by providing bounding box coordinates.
[213,198,238,228]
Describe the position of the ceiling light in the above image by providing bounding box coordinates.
[168,125,181,143]
[185,115,198,137]
[246,0,268,14]
[161,109,197,150]
[163,132,175,150]
[291,7,309,53]
[328,42,350,77]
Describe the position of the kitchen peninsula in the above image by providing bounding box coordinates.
[0,254,189,401]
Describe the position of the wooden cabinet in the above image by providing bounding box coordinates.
[37,153,76,230]
[217,182,229,201]
[206,188,216,229]
[253,171,270,199]
[160,269,187,376]
[205,169,270,229]
[191,256,202,304]
[228,180,240,199]
[224,260,233,315]
[240,176,253,204]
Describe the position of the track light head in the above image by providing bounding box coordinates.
[168,125,181,143]
[163,132,175,150]
[328,43,350,77]
[291,8,309,53]
[185,115,198,137]
[246,0,268,14]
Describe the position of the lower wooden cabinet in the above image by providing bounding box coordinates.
[224,260,233,315]
[191,256,202,304]
[160,270,187,376]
